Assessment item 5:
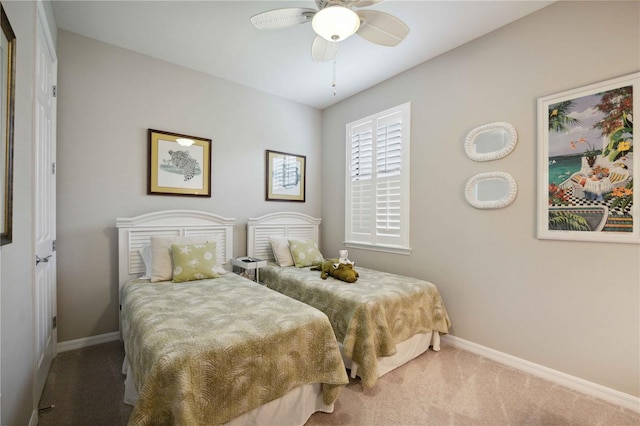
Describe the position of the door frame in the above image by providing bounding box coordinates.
[32,0,57,410]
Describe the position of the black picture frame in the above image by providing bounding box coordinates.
[266,150,306,202]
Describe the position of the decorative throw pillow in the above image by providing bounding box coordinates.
[150,235,215,282]
[270,237,295,267]
[171,241,219,283]
[288,239,324,268]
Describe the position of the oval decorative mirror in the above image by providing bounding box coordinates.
[464,122,517,162]
[465,172,518,209]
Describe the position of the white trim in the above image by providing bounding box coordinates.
[57,331,120,353]
[33,1,59,413]
[36,1,58,63]
[344,241,412,255]
[345,102,411,250]
[29,410,38,426]
[443,335,640,413]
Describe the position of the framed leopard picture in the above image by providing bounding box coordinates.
[148,129,211,197]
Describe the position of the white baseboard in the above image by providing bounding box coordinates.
[57,331,120,353]
[29,409,38,426]
[442,335,640,413]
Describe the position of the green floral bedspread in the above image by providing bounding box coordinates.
[121,274,348,426]
[260,265,451,388]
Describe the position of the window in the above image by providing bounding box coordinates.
[345,102,411,254]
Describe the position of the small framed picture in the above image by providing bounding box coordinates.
[266,150,306,202]
[148,129,211,197]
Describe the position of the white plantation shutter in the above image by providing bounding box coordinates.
[346,103,410,252]
[350,121,374,236]
[375,114,403,243]
[351,123,373,180]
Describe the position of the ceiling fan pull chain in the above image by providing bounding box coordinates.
[332,58,337,96]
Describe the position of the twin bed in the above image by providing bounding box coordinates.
[117,209,450,424]
[117,210,347,425]
[247,212,451,388]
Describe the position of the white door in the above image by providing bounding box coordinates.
[34,6,57,401]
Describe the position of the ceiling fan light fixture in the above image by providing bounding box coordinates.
[312,6,360,42]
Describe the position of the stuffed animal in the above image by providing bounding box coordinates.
[338,249,354,266]
[311,258,359,283]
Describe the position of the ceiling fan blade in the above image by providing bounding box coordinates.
[343,0,384,7]
[311,35,341,62]
[250,8,316,29]
[317,0,382,9]
[356,10,409,47]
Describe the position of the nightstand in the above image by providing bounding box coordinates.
[231,257,267,284]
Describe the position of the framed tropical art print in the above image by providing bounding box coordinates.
[148,129,211,197]
[537,72,638,244]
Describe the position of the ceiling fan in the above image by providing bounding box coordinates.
[250,0,410,62]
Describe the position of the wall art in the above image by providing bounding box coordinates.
[148,129,211,197]
[537,73,638,243]
[266,150,305,202]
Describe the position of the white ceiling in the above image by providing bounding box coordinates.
[51,1,554,109]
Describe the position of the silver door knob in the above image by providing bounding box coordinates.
[36,254,53,265]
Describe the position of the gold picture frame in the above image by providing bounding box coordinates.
[148,129,212,197]
[0,4,15,246]
[266,150,306,202]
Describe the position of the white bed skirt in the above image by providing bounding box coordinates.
[342,331,440,379]
[122,357,334,425]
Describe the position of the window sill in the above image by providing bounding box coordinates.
[344,241,412,256]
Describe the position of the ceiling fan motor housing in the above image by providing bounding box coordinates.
[312,6,361,42]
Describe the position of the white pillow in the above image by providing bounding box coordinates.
[213,265,227,275]
[138,245,153,279]
[150,235,217,282]
[270,237,294,267]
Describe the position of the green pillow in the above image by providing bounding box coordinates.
[288,239,324,268]
[171,241,220,282]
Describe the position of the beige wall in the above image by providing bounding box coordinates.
[56,30,322,342]
[321,1,639,396]
[1,1,39,424]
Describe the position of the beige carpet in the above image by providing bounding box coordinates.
[38,340,639,425]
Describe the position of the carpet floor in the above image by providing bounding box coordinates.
[38,340,639,425]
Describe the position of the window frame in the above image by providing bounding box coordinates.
[344,102,411,255]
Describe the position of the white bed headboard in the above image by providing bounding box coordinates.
[116,210,235,289]
[247,212,321,261]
